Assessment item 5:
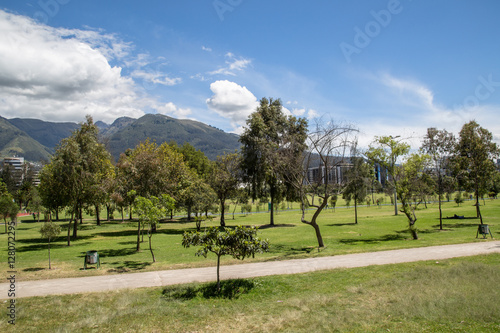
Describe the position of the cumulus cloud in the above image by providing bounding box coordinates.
[155,102,192,118]
[0,10,145,123]
[206,80,259,132]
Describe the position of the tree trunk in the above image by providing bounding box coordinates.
[220,198,226,227]
[475,190,483,224]
[55,209,59,221]
[148,230,155,263]
[438,196,443,230]
[67,211,73,246]
[216,254,221,292]
[48,238,52,269]
[312,222,324,247]
[95,205,101,226]
[136,219,141,252]
[270,195,275,226]
[354,198,358,224]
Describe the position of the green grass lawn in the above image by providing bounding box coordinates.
[1,197,498,281]
[2,254,499,332]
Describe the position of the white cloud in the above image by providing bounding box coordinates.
[349,72,500,149]
[0,10,146,123]
[206,80,259,132]
[208,53,251,76]
[155,102,192,118]
[202,46,212,52]
[131,70,181,86]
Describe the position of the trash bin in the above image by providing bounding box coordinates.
[476,224,493,239]
[478,224,489,235]
[84,251,100,269]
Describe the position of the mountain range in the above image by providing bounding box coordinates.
[0,114,241,162]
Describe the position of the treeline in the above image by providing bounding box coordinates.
[1,98,499,249]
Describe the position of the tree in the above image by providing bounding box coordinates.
[207,152,242,227]
[38,115,114,244]
[0,193,18,233]
[394,153,431,240]
[27,187,43,222]
[240,97,308,226]
[365,136,411,216]
[182,226,269,291]
[177,174,215,222]
[286,119,358,247]
[115,140,189,212]
[420,128,456,230]
[453,121,499,224]
[39,222,61,269]
[343,146,374,224]
[134,194,175,261]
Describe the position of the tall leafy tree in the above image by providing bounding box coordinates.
[453,121,499,224]
[39,115,113,244]
[365,136,410,216]
[420,128,456,230]
[240,97,308,226]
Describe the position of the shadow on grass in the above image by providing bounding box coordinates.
[97,228,187,238]
[267,244,316,256]
[162,279,255,300]
[16,241,93,252]
[106,260,153,273]
[258,223,296,230]
[95,248,137,258]
[22,267,45,272]
[17,234,94,245]
[339,233,407,245]
[433,223,480,229]
[325,222,357,227]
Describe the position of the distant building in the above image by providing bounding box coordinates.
[1,157,41,187]
[2,157,25,186]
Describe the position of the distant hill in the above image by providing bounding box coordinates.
[0,114,241,162]
[106,114,241,161]
[7,118,79,150]
[0,117,52,161]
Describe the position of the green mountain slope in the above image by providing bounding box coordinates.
[106,114,241,161]
[7,118,79,150]
[0,114,241,162]
[0,117,52,161]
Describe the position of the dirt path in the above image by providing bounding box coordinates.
[2,241,499,299]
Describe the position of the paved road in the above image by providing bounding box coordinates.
[2,241,499,299]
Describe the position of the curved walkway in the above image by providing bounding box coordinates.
[2,241,499,299]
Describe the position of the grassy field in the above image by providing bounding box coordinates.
[2,254,499,332]
[1,197,498,281]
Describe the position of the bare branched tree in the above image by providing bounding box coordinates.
[284,118,358,247]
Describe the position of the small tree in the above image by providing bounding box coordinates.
[394,153,431,240]
[182,226,269,291]
[134,194,175,262]
[0,195,19,233]
[40,222,61,269]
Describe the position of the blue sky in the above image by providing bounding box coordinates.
[1,0,499,148]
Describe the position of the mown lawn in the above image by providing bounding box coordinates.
[2,254,499,332]
[1,197,498,281]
